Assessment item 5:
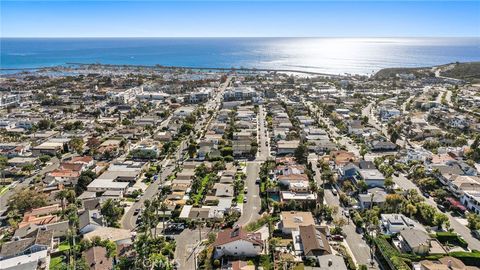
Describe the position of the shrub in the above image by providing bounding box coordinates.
[449,251,480,266]
[434,232,468,248]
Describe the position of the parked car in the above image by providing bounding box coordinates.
[331,235,344,241]
[332,189,338,196]
[256,178,261,184]
[134,208,141,215]
[243,198,248,203]
[244,188,248,194]
[423,192,430,198]
[438,205,446,212]
[473,230,480,240]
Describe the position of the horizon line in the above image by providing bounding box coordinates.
[2,36,479,39]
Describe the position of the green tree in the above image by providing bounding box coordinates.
[39,155,51,164]
[70,137,84,154]
[467,213,480,230]
[403,203,417,217]
[433,212,450,229]
[21,163,35,175]
[294,143,308,164]
[390,128,400,144]
[416,203,437,226]
[100,199,123,227]
[0,155,7,182]
[357,180,368,193]
[187,139,198,158]
[37,119,53,130]
[9,188,48,214]
[384,176,395,191]
[76,170,96,195]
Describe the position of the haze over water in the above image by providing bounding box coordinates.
[1,37,479,75]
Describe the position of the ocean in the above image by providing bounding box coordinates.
[1,37,479,75]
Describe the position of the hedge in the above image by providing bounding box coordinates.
[374,237,411,270]
[434,232,468,248]
[449,251,480,267]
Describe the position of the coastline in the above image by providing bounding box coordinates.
[2,61,479,79]
[0,62,346,78]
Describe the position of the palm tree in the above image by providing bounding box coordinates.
[151,198,160,238]
[55,189,70,212]
[160,202,168,235]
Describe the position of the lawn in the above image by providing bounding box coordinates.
[49,256,66,270]
[193,174,211,204]
[57,241,70,252]
[0,185,9,196]
[236,193,244,204]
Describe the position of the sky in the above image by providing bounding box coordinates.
[1,1,479,37]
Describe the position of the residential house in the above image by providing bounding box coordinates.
[83,227,133,247]
[357,169,385,187]
[277,140,300,155]
[82,246,113,270]
[293,225,331,258]
[0,228,54,270]
[461,191,480,215]
[381,214,424,235]
[279,211,315,235]
[213,226,263,258]
[398,228,431,255]
[418,256,478,270]
[358,187,387,209]
[370,140,397,152]
[79,210,105,235]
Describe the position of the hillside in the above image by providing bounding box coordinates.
[373,66,434,80]
[440,62,480,82]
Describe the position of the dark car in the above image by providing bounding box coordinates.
[423,192,430,198]
[134,209,141,215]
[438,205,446,212]
[331,235,344,241]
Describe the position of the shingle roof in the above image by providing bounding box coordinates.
[82,246,113,270]
[213,227,263,247]
[400,228,430,248]
[299,225,331,256]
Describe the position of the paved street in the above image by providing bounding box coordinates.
[311,163,378,268]
[304,100,360,156]
[121,161,176,230]
[236,103,270,226]
[174,228,210,270]
[235,162,261,226]
[122,76,229,230]
[392,172,480,250]
[256,104,270,161]
[0,157,60,210]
